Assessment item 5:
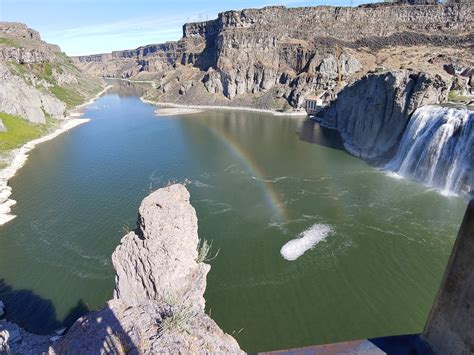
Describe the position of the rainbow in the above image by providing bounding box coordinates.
[205,125,287,221]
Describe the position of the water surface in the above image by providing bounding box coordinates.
[0,82,467,352]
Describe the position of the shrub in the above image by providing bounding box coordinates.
[196,239,220,263]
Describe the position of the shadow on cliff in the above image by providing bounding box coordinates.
[297,119,345,151]
[0,279,138,352]
[49,303,138,353]
[0,279,89,334]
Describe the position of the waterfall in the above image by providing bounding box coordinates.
[386,105,473,196]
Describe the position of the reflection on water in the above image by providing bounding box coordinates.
[0,81,468,352]
[104,78,153,97]
[297,119,344,150]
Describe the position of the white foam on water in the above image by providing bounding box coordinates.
[280,223,333,261]
[385,171,404,180]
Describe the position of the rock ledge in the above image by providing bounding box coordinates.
[0,184,243,354]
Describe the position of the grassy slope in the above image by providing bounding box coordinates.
[0,112,54,153]
[7,59,89,109]
[0,37,19,48]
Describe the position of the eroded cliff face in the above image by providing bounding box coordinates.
[73,2,472,110]
[320,70,449,160]
[0,22,103,123]
[0,185,243,354]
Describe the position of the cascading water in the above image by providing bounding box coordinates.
[386,105,473,196]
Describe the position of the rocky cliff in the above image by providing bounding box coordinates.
[319,70,449,160]
[0,185,243,354]
[0,22,103,124]
[74,1,473,110]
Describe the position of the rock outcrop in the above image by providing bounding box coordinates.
[0,119,6,132]
[0,185,243,354]
[73,1,472,110]
[0,63,66,123]
[0,22,103,123]
[319,70,449,161]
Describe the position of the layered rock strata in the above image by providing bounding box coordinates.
[0,185,243,354]
[74,2,473,110]
[0,22,103,123]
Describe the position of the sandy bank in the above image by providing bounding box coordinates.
[0,85,111,226]
[154,107,204,116]
[141,98,308,117]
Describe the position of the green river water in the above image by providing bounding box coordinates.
[0,81,467,352]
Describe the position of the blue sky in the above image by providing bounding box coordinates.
[1,0,376,56]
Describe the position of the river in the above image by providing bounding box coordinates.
[0,80,467,352]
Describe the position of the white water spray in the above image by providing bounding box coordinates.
[386,106,473,196]
[280,224,332,261]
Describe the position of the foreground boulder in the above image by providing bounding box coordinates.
[320,70,449,161]
[0,184,243,354]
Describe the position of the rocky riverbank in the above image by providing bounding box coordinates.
[0,184,243,353]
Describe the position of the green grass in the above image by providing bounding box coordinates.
[0,112,48,153]
[43,63,53,78]
[0,37,19,48]
[7,61,29,76]
[8,61,54,84]
[448,90,471,102]
[196,239,219,263]
[50,85,84,108]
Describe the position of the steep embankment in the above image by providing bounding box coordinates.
[0,184,243,353]
[74,2,473,110]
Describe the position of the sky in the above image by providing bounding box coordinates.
[0,0,377,56]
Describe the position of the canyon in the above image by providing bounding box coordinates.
[73,1,473,111]
[0,0,473,353]
[72,0,473,176]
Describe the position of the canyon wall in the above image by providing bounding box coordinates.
[74,2,473,110]
[0,22,103,124]
[319,70,449,160]
[0,184,243,353]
